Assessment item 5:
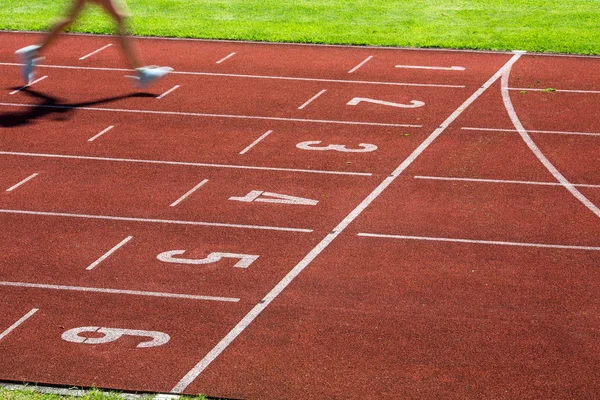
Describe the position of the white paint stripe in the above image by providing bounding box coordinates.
[157,85,180,100]
[6,173,38,192]
[86,236,133,270]
[0,62,465,88]
[0,308,38,342]
[510,87,600,94]
[298,89,327,110]
[348,56,373,73]
[239,130,273,155]
[0,151,373,177]
[216,52,236,64]
[9,75,48,95]
[414,175,600,188]
[395,65,465,71]
[357,233,600,251]
[170,52,525,394]
[79,44,112,60]
[0,208,312,233]
[0,282,239,302]
[0,102,421,128]
[501,59,600,219]
[88,125,114,142]
[170,179,209,207]
[461,127,600,137]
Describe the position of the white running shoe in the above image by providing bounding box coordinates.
[15,45,43,84]
[131,66,173,88]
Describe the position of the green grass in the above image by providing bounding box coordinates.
[1,0,599,54]
[0,387,207,400]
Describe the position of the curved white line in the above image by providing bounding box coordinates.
[500,59,600,219]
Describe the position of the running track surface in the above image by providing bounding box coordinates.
[1,31,599,399]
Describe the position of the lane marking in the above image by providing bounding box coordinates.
[510,87,600,94]
[0,151,373,177]
[157,85,180,100]
[86,236,133,270]
[348,56,373,73]
[9,75,48,95]
[357,233,600,251]
[395,65,465,71]
[170,179,209,207]
[0,308,39,342]
[414,175,600,188]
[0,102,422,128]
[501,56,600,219]
[170,52,526,394]
[298,89,327,110]
[0,208,313,233]
[88,125,114,142]
[79,44,112,60]
[0,62,465,88]
[461,127,600,137]
[0,282,239,302]
[216,52,236,64]
[239,130,273,155]
[6,173,38,192]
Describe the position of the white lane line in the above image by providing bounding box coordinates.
[0,102,421,128]
[298,89,327,110]
[239,130,273,155]
[79,44,112,60]
[0,151,373,177]
[0,308,39,342]
[395,65,466,71]
[157,85,180,100]
[501,57,600,219]
[88,125,114,142]
[461,127,600,137]
[0,62,466,88]
[9,75,48,95]
[414,175,600,188]
[510,87,600,94]
[170,179,209,207]
[86,236,133,271]
[357,233,600,251]
[216,52,236,64]
[0,208,313,233]
[348,56,373,73]
[6,173,38,192]
[170,52,525,394]
[0,282,239,302]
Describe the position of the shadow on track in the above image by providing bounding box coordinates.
[0,88,154,128]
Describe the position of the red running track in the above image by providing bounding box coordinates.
[0,31,599,399]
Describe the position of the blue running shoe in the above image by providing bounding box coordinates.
[15,45,42,84]
[130,66,173,88]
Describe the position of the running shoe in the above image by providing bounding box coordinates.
[15,45,42,84]
[131,66,173,88]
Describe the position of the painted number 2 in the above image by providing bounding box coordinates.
[296,141,378,153]
[157,250,259,268]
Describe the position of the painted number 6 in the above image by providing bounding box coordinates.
[296,141,378,153]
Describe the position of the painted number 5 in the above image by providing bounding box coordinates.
[296,141,378,153]
[157,250,259,269]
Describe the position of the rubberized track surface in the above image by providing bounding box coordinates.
[1,31,599,399]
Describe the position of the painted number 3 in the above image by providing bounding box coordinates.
[296,141,378,153]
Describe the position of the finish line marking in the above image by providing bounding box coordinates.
[79,44,112,60]
[0,308,39,342]
[86,236,134,271]
[170,52,525,394]
[357,233,600,251]
[0,282,240,302]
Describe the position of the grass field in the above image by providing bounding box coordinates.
[0,387,206,400]
[2,0,600,54]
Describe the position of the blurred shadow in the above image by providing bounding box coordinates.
[0,89,155,128]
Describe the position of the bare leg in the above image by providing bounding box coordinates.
[38,0,87,52]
